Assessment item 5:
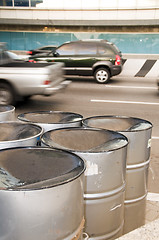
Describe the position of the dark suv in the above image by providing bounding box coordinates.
[29,39,123,84]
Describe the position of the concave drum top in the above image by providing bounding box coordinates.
[0,147,85,190]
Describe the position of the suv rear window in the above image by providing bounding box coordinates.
[98,45,115,55]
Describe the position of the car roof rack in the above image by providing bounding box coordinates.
[61,39,112,45]
[80,39,108,42]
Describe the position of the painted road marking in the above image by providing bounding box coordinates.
[147,192,159,202]
[152,136,159,140]
[105,85,157,90]
[91,99,159,105]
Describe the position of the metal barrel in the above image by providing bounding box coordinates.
[0,121,43,149]
[0,147,85,240]
[83,233,89,240]
[17,111,83,132]
[0,105,15,121]
[83,115,153,234]
[41,127,128,239]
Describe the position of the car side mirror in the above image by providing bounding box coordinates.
[53,51,59,57]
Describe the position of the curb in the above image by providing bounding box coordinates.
[117,217,159,240]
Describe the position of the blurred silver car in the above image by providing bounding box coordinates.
[0,44,70,105]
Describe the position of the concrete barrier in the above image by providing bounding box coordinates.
[120,54,159,78]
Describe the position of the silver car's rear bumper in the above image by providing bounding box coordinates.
[43,80,71,96]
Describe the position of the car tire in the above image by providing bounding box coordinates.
[94,67,110,84]
[0,82,15,105]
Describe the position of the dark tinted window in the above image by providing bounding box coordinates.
[14,0,29,6]
[0,0,12,6]
[56,43,76,56]
[42,47,56,50]
[76,42,97,55]
[31,0,43,7]
[41,47,49,50]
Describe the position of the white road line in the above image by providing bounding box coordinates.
[147,192,159,202]
[152,136,159,140]
[91,99,159,105]
[105,85,157,90]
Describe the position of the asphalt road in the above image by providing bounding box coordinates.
[15,75,159,195]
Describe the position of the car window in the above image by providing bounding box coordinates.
[98,45,115,55]
[0,51,11,64]
[41,47,50,50]
[76,42,97,55]
[56,43,76,56]
[112,44,120,53]
[48,52,54,56]
[42,47,54,50]
[47,47,55,50]
[7,51,20,60]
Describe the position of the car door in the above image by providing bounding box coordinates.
[74,42,98,76]
[51,42,77,75]
[47,42,98,76]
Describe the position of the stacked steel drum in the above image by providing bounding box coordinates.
[0,106,152,240]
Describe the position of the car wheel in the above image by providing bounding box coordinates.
[0,83,15,105]
[94,68,110,84]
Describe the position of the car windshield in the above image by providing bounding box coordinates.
[7,51,21,60]
[0,50,13,65]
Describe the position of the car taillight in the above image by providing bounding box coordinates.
[27,51,33,55]
[28,59,37,63]
[44,80,51,85]
[115,55,121,65]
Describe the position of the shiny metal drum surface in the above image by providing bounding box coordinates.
[84,189,125,239]
[0,147,85,240]
[0,121,43,149]
[17,111,83,132]
[83,116,152,166]
[0,105,15,121]
[41,127,128,239]
[124,197,146,234]
[83,115,153,234]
